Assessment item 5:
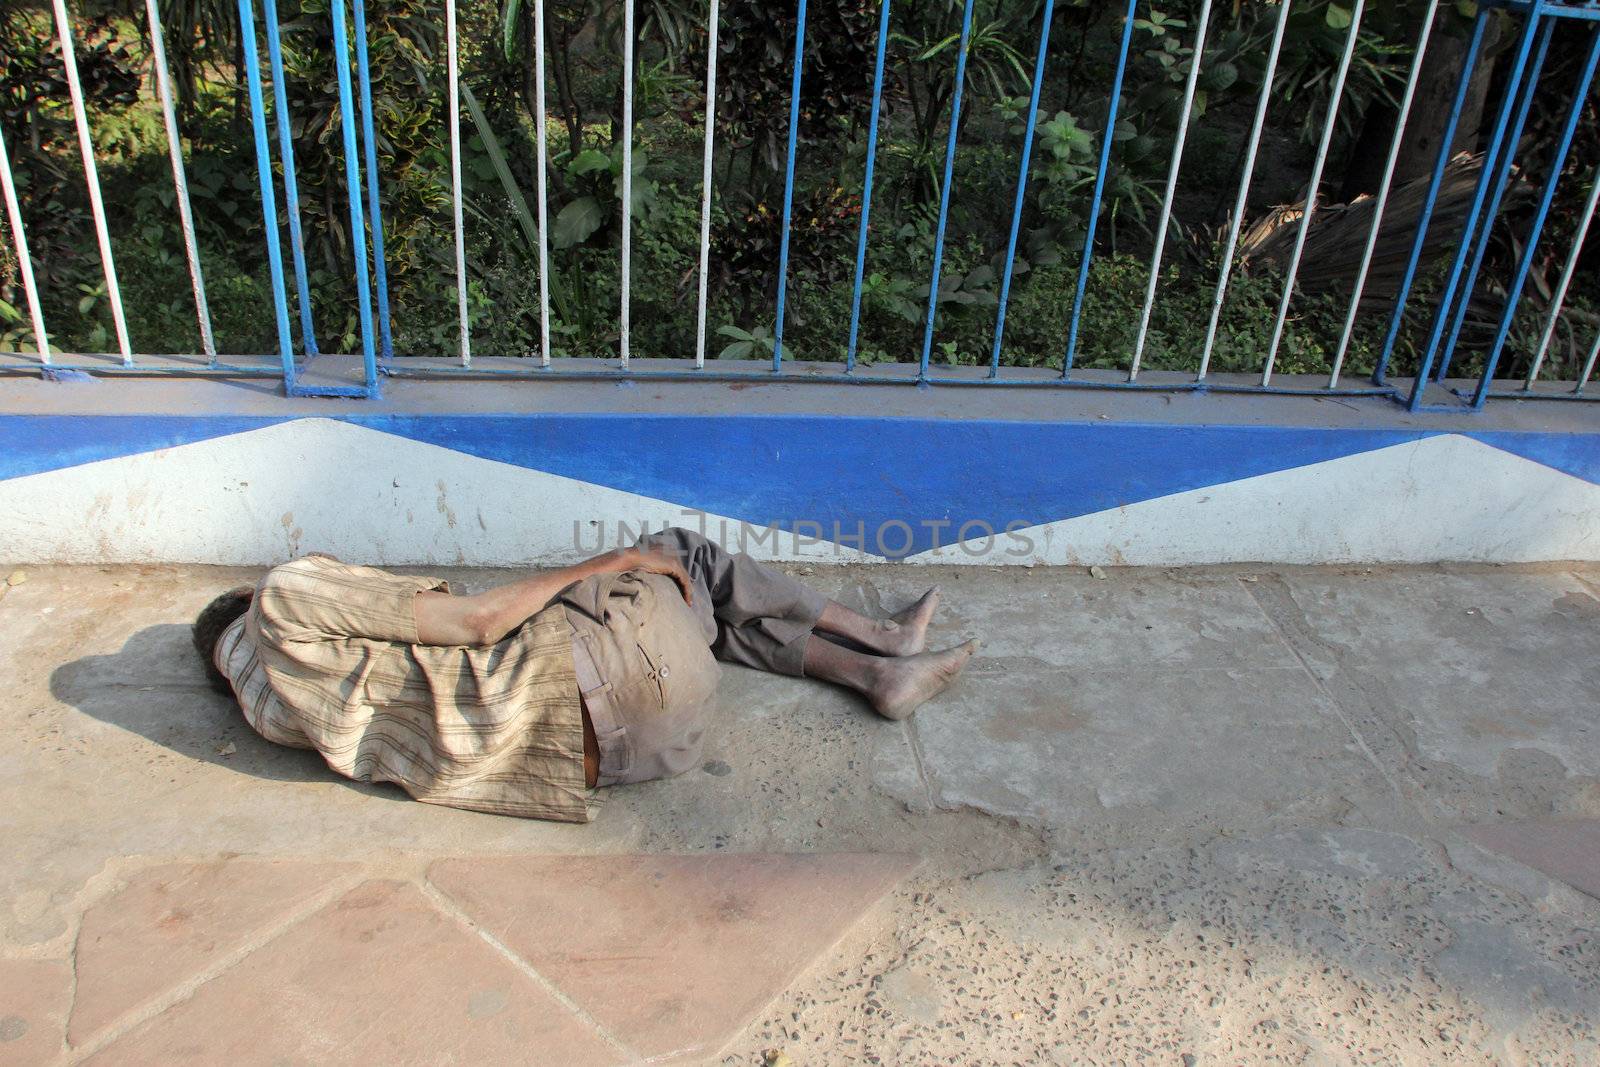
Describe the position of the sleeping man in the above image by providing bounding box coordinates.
[191,527,978,822]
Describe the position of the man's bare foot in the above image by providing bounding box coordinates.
[870,638,978,721]
[874,587,941,657]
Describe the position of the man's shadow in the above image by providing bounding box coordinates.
[51,623,406,802]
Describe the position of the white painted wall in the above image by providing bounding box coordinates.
[3,420,1597,566]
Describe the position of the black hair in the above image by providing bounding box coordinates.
[192,587,255,695]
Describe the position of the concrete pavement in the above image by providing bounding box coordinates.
[1,561,1597,1063]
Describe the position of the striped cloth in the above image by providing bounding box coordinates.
[215,554,596,822]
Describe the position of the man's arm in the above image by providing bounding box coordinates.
[413,546,692,647]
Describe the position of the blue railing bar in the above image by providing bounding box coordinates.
[1492,0,1600,17]
[845,0,893,374]
[1476,388,1599,402]
[1330,0,1441,388]
[771,0,809,371]
[351,0,394,363]
[0,125,51,361]
[144,0,217,362]
[360,364,1404,396]
[50,0,133,364]
[1470,25,1600,408]
[0,357,1407,399]
[988,0,1055,379]
[1261,0,1365,387]
[236,0,297,388]
[918,0,978,381]
[329,0,379,397]
[1430,15,1554,383]
[1199,0,1292,381]
[1063,0,1138,376]
[261,0,320,358]
[1372,8,1490,386]
[1404,6,1548,410]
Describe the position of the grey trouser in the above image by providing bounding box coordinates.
[558,528,827,786]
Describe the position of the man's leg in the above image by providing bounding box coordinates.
[638,528,976,720]
[801,634,980,722]
[638,528,941,672]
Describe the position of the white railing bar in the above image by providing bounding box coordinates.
[51,0,133,364]
[1129,0,1214,381]
[0,126,51,361]
[1262,0,1366,386]
[1526,169,1600,385]
[1329,0,1439,388]
[534,0,552,367]
[446,0,472,366]
[1197,0,1292,381]
[694,0,721,369]
[1577,329,1600,394]
[620,0,635,367]
[144,0,216,360]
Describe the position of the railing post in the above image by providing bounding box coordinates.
[1198,0,1293,383]
[144,0,217,362]
[235,0,298,390]
[1260,0,1366,387]
[1062,0,1138,377]
[1471,24,1600,408]
[918,0,978,381]
[989,0,1055,379]
[1402,3,1547,410]
[771,0,808,372]
[50,0,133,365]
[1372,9,1489,388]
[0,126,51,362]
[1128,0,1213,382]
[846,0,892,374]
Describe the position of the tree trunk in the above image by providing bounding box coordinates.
[1340,16,1501,202]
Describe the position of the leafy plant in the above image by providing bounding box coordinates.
[716,323,774,360]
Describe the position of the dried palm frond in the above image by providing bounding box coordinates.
[1236,152,1535,313]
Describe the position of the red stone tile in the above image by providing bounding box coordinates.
[1463,819,1600,899]
[84,880,621,1066]
[0,959,71,1065]
[69,860,358,1044]
[428,853,917,1061]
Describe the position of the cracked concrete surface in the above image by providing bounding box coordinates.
[1,561,1598,1063]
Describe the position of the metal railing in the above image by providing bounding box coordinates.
[2,0,1598,407]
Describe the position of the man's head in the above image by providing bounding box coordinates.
[192,586,255,694]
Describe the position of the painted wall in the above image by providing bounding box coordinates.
[2,413,1598,566]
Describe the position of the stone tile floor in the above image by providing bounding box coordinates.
[1,561,1597,1064]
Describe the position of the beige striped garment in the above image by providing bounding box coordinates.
[215,554,597,822]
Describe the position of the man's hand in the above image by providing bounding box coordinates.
[626,547,695,606]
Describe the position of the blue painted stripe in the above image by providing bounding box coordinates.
[3,416,1597,560]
